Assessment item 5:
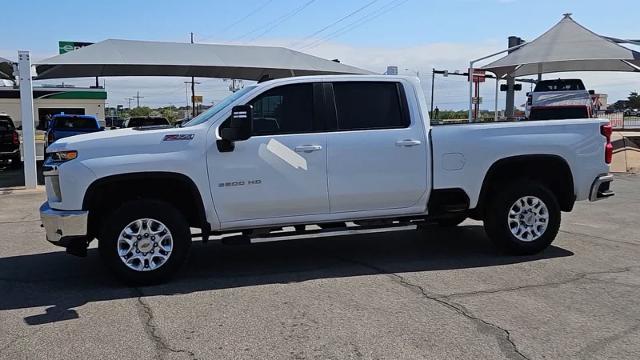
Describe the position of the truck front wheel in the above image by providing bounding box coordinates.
[484,181,561,255]
[98,200,191,285]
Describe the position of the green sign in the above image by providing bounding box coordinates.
[59,41,94,54]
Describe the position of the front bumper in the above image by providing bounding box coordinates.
[589,174,615,202]
[39,202,89,247]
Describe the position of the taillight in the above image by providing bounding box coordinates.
[600,123,612,164]
[47,131,55,145]
[11,131,19,145]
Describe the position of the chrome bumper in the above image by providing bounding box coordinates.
[589,174,615,202]
[39,202,89,246]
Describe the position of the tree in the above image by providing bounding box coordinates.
[129,106,152,117]
[628,92,640,109]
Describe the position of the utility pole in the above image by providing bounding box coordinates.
[184,80,201,116]
[133,91,144,108]
[190,32,196,118]
[125,97,134,109]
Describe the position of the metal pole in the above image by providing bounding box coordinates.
[494,77,499,122]
[430,68,435,119]
[18,51,37,189]
[468,61,474,122]
[191,32,196,118]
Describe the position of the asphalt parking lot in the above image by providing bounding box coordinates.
[0,174,639,360]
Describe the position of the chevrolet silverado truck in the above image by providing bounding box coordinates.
[40,75,615,284]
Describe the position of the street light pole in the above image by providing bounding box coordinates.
[190,32,196,118]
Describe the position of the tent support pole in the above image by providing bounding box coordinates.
[468,62,474,122]
[494,77,499,122]
[468,42,528,123]
[18,51,37,189]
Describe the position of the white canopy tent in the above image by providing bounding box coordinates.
[469,14,640,121]
[34,39,373,80]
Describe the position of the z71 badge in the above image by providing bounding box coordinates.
[218,180,262,187]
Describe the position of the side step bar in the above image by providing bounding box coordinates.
[220,222,419,245]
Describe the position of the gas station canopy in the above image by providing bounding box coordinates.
[481,14,640,78]
[34,39,373,80]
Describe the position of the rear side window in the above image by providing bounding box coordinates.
[249,83,315,136]
[53,117,98,129]
[333,82,409,131]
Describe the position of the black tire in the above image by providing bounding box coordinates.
[99,199,191,285]
[436,215,466,227]
[484,180,560,255]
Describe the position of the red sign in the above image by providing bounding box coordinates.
[469,69,486,83]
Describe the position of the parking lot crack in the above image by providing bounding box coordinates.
[133,288,196,360]
[444,266,639,299]
[327,254,530,360]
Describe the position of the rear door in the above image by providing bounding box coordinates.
[326,81,429,213]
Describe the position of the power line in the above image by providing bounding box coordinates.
[289,0,380,48]
[233,0,317,42]
[200,0,274,42]
[300,0,409,50]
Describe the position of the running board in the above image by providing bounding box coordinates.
[249,223,418,244]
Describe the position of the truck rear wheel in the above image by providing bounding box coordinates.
[98,200,191,285]
[484,181,560,255]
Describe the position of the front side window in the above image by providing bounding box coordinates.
[248,83,314,136]
[333,82,409,131]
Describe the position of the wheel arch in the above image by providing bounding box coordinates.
[475,154,575,216]
[83,172,210,239]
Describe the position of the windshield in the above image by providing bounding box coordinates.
[182,86,257,127]
[53,116,98,130]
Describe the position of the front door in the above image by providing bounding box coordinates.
[208,83,329,224]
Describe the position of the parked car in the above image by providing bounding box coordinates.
[124,116,171,128]
[45,114,104,149]
[0,114,21,167]
[526,79,592,118]
[40,75,614,284]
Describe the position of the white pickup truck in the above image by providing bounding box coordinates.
[40,75,615,284]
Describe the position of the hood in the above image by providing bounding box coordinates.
[46,127,202,159]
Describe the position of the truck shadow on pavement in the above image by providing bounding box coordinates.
[0,225,573,325]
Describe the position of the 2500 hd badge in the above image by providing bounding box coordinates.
[218,179,262,187]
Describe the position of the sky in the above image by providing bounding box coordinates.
[1,0,639,111]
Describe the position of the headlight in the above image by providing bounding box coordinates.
[49,150,78,162]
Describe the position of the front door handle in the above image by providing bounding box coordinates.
[294,144,323,153]
[396,139,422,147]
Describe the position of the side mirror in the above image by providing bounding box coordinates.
[220,105,252,142]
[588,90,595,95]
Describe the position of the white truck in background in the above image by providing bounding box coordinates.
[525,78,594,119]
[40,75,614,284]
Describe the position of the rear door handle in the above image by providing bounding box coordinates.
[395,139,422,147]
[294,144,323,153]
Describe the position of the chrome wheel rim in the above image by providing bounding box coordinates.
[117,218,173,272]
[508,196,549,242]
